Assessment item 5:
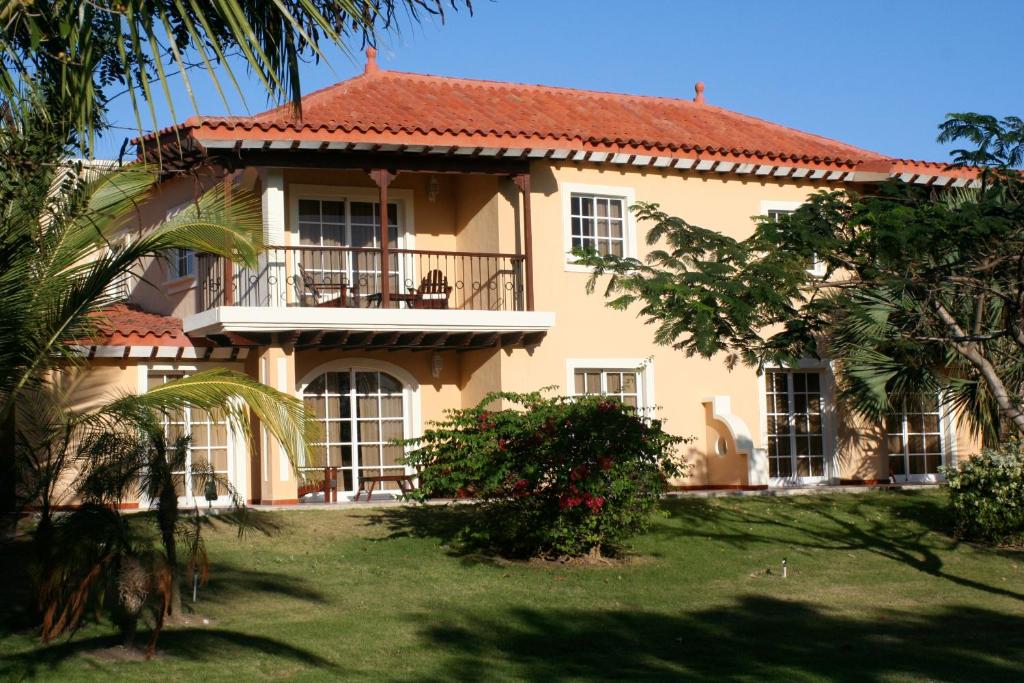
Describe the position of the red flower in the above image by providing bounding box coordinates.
[597,400,617,413]
[570,464,590,482]
[498,438,509,451]
[586,495,606,512]
[598,456,615,471]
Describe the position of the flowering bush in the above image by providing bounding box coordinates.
[402,391,689,558]
[943,441,1024,546]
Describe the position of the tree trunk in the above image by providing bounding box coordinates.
[0,409,17,538]
[156,470,181,618]
[932,302,1024,436]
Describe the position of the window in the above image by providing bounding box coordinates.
[886,395,945,478]
[569,193,627,257]
[168,247,195,279]
[164,202,196,280]
[763,202,824,276]
[296,197,400,303]
[567,360,652,413]
[149,371,230,500]
[302,370,407,494]
[765,369,826,479]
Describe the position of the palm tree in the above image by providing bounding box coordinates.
[0,1,473,154]
[0,104,315,528]
[34,369,314,654]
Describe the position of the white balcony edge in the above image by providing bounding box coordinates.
[184,306,556,336]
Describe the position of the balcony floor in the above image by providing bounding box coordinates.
[184,306,554,350]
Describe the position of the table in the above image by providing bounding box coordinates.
[354,473,417,501]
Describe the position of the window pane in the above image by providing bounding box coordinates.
[298,200,320,222]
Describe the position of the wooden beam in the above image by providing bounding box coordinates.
[500,331,525,348]
[369,169,396,309]
[513,173,535,311]
[223,149,530,176]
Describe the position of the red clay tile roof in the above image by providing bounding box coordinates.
[88,304,203,347]
[180,67,889,168]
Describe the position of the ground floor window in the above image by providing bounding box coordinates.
[148,371,230,500]
[886,395,945,479]
[302,369,407,493]
[765,369,826,479]
[570,365,646,411]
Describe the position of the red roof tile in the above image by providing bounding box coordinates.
[179,66,891,167]
[87,304,204,347]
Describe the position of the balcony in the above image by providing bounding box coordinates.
[196,246,527,312]
[186,246,553,350]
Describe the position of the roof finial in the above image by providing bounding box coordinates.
[365,46,379,74]
[694,81,705,104]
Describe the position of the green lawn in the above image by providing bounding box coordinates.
[2,489,1024,681]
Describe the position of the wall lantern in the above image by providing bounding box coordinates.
[431,350,444,379]
[427,175,440,203]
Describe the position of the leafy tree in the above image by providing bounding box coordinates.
[576,114,1024,443]
[0,0,473,152]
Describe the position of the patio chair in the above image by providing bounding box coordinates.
[407,269,453,309]
[297,263,350,307]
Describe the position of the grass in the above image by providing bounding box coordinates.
[2,489,1024,681]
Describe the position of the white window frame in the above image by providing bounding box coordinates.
[565,358,655,414]
[561,183,637,272]
[760,200,825,277]
[288,184,416,251]
[137,363,247,507]
[163,201,198,288]
[287,185,416,306]
[886,392,958,483]
[297,358,422,502]
[756,359,838,486]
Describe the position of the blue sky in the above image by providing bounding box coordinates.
[97,0,1023,162]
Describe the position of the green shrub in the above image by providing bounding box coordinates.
[402,391,689,558]
[943,441,1024,546]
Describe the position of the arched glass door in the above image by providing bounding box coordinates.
[302,369,408,496]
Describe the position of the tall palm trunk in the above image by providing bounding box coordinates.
[155,461,182,617]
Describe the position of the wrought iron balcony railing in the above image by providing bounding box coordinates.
[196,246,527,312]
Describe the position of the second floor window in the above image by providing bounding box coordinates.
[766,206,825,276]
[168,247,195,279]
[570,193,626,257]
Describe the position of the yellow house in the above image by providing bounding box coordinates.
[85,49,982,505]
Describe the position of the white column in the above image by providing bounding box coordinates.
[258,168,288,306]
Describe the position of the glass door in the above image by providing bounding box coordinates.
[302,369,408,497]
[149,371,233,506]
[886,395,946,482]
[765,369,828,485]
[296,198,401,306]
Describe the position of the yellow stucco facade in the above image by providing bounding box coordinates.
[65,154,982,506]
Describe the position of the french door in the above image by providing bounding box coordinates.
[765,369,828,485]
[302,369,409,497]
[296,198,403,304]
[886,395,946,482]
[149,371,234,506]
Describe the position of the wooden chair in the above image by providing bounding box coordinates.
[297,263,350,307]
[407,269,453,309]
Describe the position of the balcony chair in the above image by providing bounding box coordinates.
[407,269,453,309]
[296,263,352,307]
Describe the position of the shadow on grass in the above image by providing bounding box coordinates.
[198,565,326,606]
[399,596,1024,682]
[363,504,496,562]
[657,490,1024,602]
[0,628,341,680]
